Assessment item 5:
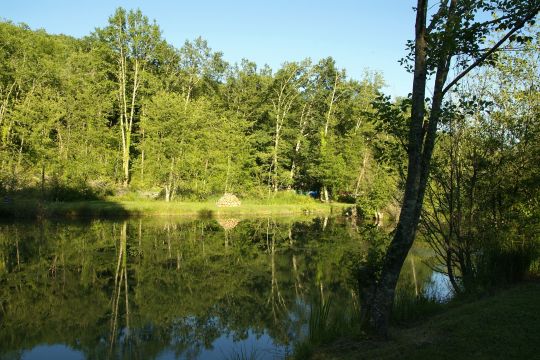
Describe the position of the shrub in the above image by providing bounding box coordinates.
[475,240,539,288]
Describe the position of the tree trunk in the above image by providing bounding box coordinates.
[165,158,175,202]
[289,103,310,185]
[324,74,339,137]
[224,155,231,193]
[354,150,369,197]
[140,128,145,182]
[369,0,457,337]
[272,117,281,192]
[321,185,329,203]
[41,163,46,199]
[369,0,429,337]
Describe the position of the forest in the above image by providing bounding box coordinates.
[0,10,394,207]
[1,1,540,357]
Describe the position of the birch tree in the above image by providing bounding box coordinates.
[268,60,311,192]
[179,37,226,108]
[98,8,162,187]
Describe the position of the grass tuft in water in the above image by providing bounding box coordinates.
[293,297,362,359]
[224,346,260,360]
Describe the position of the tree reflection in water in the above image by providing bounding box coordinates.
[0,217,440,359]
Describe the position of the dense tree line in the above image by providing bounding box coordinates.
[0,9,394,204]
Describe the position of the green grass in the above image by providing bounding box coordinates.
[117,199,345,217]
[310,282,540,359]
[0,198,348,220]
[391,290,444,325]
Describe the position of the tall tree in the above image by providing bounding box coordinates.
[268,60,311,192]
[97,8,162,187]
[178,37,227,107]
[368,0,540,336]
[310,58,348,201]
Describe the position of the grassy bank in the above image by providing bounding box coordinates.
[310,282,540,360]
[0,198,350,220]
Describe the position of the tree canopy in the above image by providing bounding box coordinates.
[0,10,392,206]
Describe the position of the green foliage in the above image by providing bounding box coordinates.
[474,240,539,288]
[0,14,392,205]
[391,286,444,325]
[422,30,540,294]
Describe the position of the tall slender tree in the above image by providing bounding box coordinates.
[98,8,162,187]
[268,60,311,192]
[368,0,540,337]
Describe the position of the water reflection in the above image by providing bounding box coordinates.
[22,345,85,360]
[0,217,443,359]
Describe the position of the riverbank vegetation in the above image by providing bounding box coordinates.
[307,282,540,359]
[0,195,349,220]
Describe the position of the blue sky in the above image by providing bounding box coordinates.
[2,0,416,97]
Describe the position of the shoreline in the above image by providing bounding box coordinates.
[310,282,540,359]
[0,199,351,220]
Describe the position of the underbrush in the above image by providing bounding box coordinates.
[391,288,445,325]
[474,240,539,288]
[293,288,446,359]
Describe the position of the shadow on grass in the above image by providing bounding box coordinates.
[0,185,135,220]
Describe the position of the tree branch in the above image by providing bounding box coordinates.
[442,7,540,95]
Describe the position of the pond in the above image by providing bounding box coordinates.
[0,216,449,359]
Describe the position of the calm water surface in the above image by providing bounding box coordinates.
[0,217,447,359]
